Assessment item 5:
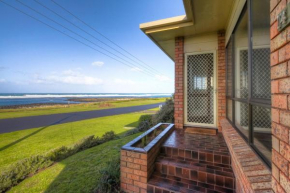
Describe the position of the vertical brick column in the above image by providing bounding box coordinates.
[270,0,290,192]
[174,37,184,129]
[120,150,148,193]
[217,31,226,132]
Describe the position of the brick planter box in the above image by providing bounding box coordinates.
[120,123,175,193]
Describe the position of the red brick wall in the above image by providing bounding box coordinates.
[120,147,160,193]
[174,37,184,129]
[221,119,272,192]
[217,31,226,132]
[174,34,225,131]
[270,0,290,192]
[121,150,148,193]
[120,126,174,193]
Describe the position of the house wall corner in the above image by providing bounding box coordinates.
[174,37,184,129]
[270,0,290,192]
[217,31,226,132]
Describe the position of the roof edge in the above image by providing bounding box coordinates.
[139,0,194,62]
[139,15,188,30]
[139,0,194,32]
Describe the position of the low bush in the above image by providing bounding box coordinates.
[101,131,118,142]
[122,98,174,137]
[0,155,53,192]
[137,119,152,132]
[138,114,152,124]
[152,98,174,124]
[0,131,118,193]
[94,157,121,193]
[122,127,140,137]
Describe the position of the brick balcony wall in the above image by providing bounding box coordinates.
[120,146,160,193]
[174,37,184,129]
[217,31,226,132]
[221,119,272,192]
[270,0,290,192]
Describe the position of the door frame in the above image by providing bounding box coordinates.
[184,50,217,127]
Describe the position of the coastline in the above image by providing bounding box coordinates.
[0,94,172,108]
[0,97,167,109]
[0,103,71,109]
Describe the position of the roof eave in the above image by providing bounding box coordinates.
[140,29,175,61]
[139,0,194,61]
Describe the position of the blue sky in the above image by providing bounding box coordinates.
[0,0,185,93]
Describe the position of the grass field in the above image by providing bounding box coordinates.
[0,98,166,119]
[8,133,140,193]
[0,111,151,171]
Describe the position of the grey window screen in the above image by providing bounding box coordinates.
[235,101,249,138]
[238,50,249,99]
[227,99,233,121]
[253,105,271,129]
[252,48,271,99]
[187,53,214,124]
[253,105,272,161]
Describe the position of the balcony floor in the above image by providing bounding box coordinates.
[163,129,230,156]
[148,129,235,193]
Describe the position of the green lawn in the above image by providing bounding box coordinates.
[0,98,166,119]
[8,134,140,193]
[0,111,149,171]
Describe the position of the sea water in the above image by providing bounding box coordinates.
[0,93,172,106]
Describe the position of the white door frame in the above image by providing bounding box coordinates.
[184,50,217,127]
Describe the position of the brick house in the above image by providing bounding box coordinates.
[121,0,290,192]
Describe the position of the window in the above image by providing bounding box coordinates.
[235,8,249,100]
[226,0,271,166]
[193,76,207,90]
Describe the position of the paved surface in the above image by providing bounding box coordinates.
[0,103,164,134]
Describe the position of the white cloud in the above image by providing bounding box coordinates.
[130,67,143,72]
[0,79,6,83]
[62,69,81,76]
[155,75,172,82]
[114,79,136,85]
[92,61,104,67]
[33,69,103,85]
[48,75,103,85]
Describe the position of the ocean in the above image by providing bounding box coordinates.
[0,93,172,106]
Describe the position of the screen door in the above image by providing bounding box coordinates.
[185,52,216,127]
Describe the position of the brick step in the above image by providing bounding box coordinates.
[184,127,217,135]
[160,146,231,165]
[154,156,235,189]
[148,172,235,193]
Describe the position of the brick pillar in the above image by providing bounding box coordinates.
[174,37,184,129]
[270,1,290,192]
[120,150,148,193]
[217,31,226,132]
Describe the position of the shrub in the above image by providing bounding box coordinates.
[0,155,53,192]
[137,114,153,131]
[138,114,152,124]
[152,98,174,124]
[0,131,118,192]
[73,135,99,152]
[137,120,151,132]
[122,98,174,137]
[94,157,121,193]
[46,146,72,162]
[101,131,118,141]
[122,128,139,137]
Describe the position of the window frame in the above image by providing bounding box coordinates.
[225,0,271,167]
